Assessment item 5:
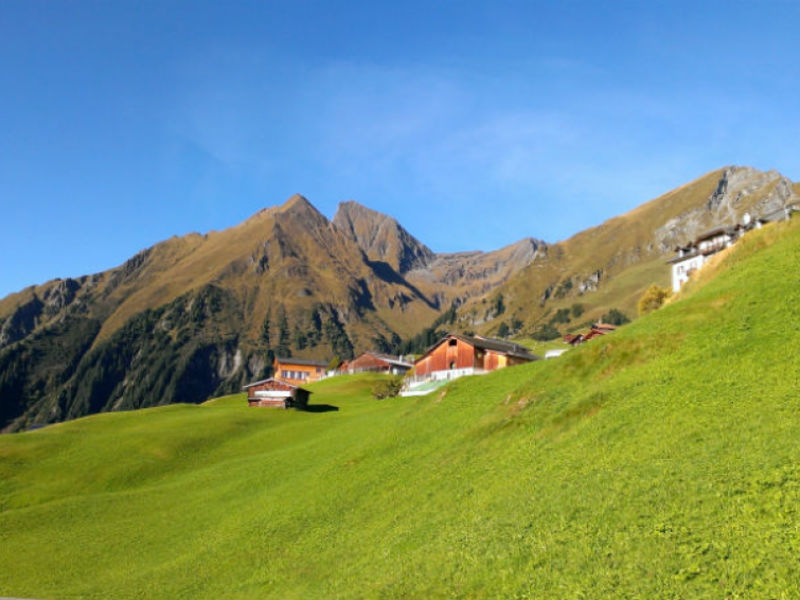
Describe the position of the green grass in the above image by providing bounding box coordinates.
[2,220,800,598]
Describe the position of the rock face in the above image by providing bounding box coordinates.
[408,237,547,307]
[457,165,800,337]
[334,200,547,308]
[333,200,435,273]
[655,166,799,252]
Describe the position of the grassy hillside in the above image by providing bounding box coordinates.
[1,218,800,598]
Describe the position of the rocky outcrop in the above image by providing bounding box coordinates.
[333,200,435,273]
[408,237,547,306]
[656,166,799,251]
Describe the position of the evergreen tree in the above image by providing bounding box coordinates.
[261,309,271,346]
[293,325,307,350]
[276,306,291,357]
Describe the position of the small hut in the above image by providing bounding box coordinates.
[243,378,310,409]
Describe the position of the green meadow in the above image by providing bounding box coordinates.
[2,219,800,599]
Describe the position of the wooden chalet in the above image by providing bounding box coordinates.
[413,333,539,379]
[273,357,328,386]
[338,352,413,375]
[243,378,310,409]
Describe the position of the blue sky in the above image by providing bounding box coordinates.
[2,1,799,298]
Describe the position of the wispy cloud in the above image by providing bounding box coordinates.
[166,54,800,248]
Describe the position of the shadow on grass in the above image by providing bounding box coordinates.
[303,404,339,413]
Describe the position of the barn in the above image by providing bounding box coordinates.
[338,352,413,375]
[243,378,310,409]
[413,333,539,379]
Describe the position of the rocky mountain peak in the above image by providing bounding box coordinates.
[655,165,799,251]
[271,193,331,232]
[333,200,435,273]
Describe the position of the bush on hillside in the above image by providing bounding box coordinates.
[496,322,510,338]
[371,376,404,399]
[637,284,671,316]
[601,308,630,326]
[531,324,561,341]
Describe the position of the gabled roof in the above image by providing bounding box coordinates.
[417,332,540,363]
[242,377,309,391]
[368,352,414,368]
[274,357,329,368]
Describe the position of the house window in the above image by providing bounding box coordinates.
[449,361,456,369]
[448,339,457,347]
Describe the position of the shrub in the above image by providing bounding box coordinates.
[496,322,510,338]
[549,308,570,324]
[571,303,584,318]
[371,376,404,399]
[601,308,630,326]
[638,284,671,316]
[531,324,561,341]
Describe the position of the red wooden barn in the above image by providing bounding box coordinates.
[243,378,310,409]
[413,333,539,378]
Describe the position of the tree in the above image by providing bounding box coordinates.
[601,308,630,326]
[638,284,671,316]
[496,322,510,338]
[532,323,561,341]
[293,325,307,350]
[276,306,291,357]
[323,312,353,359]
[261,309,271,345]
[491,294,505,317]
[571,303,584,319]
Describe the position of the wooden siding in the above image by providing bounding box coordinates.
[245,378,310,409]
[414,337,477,376]
[344,353,392,372]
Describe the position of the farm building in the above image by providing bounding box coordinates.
[273,357,328,386]
[243,378,310,409]
[413,333,539,380]
[338,352,413,375]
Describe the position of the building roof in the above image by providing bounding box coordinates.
[242,377,310,391]
[368,352,414,368]
[417,332,541,363]
[274,357,329,368]
[693,226,737,244]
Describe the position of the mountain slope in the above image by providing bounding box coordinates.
[0,195,542,431]
[0,166,795,431]
[1,216,798,598]
[465,165,800,337]
[333,200,435,273]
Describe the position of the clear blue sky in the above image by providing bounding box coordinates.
[2,1,799,298]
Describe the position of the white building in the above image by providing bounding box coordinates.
[668,227,740,292]
[669,207,796,292]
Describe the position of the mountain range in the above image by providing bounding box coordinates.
[0,165,797,431]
